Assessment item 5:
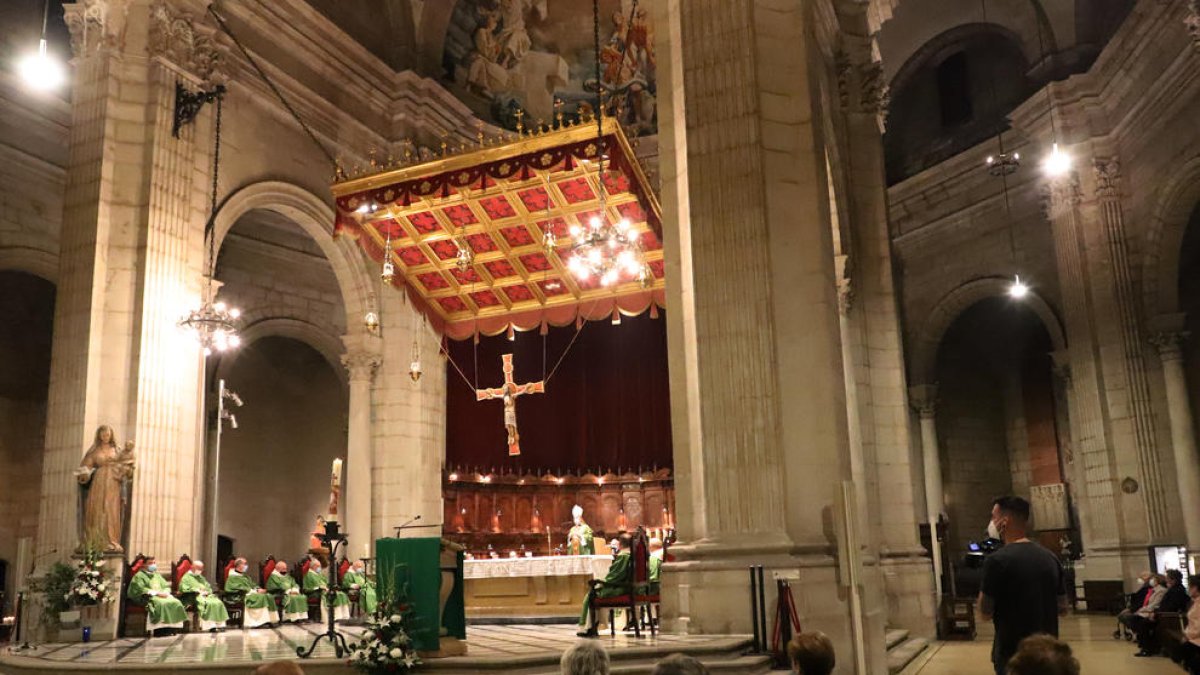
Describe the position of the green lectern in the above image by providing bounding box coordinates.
[375,537,466,653]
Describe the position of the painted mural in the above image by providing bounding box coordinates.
[442,0,657,135]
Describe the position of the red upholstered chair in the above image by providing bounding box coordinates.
[589,529,652,638]
[261,556,284,622]
[171,554,198,632]
[297,557,321,621]
[118,554,149,637]
[337,557,360,618]
[219,559,244,627]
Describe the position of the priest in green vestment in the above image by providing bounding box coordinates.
[648,537,664,594]
[266,561,309,622]
[223,558,275,628]
[578,533,632,637]
[177,561,229,631]
[127,557,187,633]
[567,504,595,555]
[303,558,350,622]
[342,559,377,615]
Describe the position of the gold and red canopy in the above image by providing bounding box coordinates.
[332,118,664,341]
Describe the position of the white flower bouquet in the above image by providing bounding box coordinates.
[68,549,113,607]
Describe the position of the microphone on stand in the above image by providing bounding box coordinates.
[393,515,422,536]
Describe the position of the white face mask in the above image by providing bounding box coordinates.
[1150,579,1160,587]
[987,520,1001,540]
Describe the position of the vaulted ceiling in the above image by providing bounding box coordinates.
[303,0,417,71]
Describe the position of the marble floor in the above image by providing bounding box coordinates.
[908,614,1186,674]
[1,623,751,669]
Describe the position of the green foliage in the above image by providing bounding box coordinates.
[28,561,76,628]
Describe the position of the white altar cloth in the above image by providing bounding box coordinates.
[464,555,612,580]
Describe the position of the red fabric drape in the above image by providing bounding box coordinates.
[445,311,672,472]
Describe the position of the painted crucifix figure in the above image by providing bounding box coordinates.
[476,353,545,456]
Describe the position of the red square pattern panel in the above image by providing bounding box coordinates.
[484,260,518,279]
[517,187,550,213]
[442,204,477,228]
[451,266,481,284]
[649,260,665,278]
[602,170,631,195]
[615,201,645,223]
[429,240,460,261]
[499,226,534,247]
[557,177,595,204]
[373,218,406,239]
[539,278,569,296]
[470,290,502,307]
[438,297,468,313]
[640,231,662,251]
[397,246,428,266]
[519,252,552,272]
[407,211,442,235]
[502,285,535,302]
[576,210,605,229]
[537,217,569,238]
[480,196,516,220]
[417,272,449,291]
[465,233,498,253]
[575,273,602,291]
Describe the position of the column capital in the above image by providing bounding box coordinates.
[1050,349,1072,384]
[908,384,938,418]
[342,351,382,382]
[65,0,121,59]
[1185,0,1200,51]
[1041,171,1082,219]
[834,46,889,131]
[148,0,226,85]
[1092,156,1121,200]
[1149,313,1189,363]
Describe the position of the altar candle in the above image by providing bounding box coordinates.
[328,457,343,522]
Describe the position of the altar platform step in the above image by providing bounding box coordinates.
[885,627,930,674]
[0,623,765,675]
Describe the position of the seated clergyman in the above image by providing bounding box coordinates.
[224,557,276,628]
[578,533,633,637]
[648,537,663,594]
[342,559,378,615]
[178,560,230,631]
[303,558,351,622]
[267,561,309,622]
[127,556,187,634]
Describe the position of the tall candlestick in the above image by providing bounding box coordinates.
[328,457,343,522]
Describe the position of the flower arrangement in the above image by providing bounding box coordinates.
[347,595,421,673]
[67,549,113,606]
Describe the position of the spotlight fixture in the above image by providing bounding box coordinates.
[1008,275,1030,299]
[1042,142,1072,177]
[18,0,65,92]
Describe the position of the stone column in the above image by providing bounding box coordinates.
[37,0,217,561]
[909,385,943,600]
[1042,172,1124,575]
[655,0,884,668]
[342,339,381,560]
[1150,319,1200,550]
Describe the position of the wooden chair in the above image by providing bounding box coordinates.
[219,559,244,627]
[118,554,149,637]
[589,529,652,638]
[170,554,198,632]
[1153,611,1186,659]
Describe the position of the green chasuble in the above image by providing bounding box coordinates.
[579,550,631,625]
[567,523,595,555]
[127,570,188,626]
[342,570,377,614]
[647,553,663,594]
[303,568,350,607]
[266,571,309,616]
[223,571,274,610]
[178,571,230,626]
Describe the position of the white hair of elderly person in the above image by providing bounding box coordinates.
[652,653,709,675]
[560,640,611,675]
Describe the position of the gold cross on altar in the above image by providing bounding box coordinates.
[475,353,545,456]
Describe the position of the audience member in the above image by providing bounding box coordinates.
[560,640,611,675]
[979,496,1068,675]
[1181,576,1200,675]
[1115,570,1152,639]
[1121,572,1165,653]
[787,631,835,675]
[1005,634,1079,675]
[651,653,708,675]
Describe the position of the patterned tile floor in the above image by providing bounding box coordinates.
[3,623,750,667]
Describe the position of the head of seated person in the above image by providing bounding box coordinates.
[788,631,835,675]
[617,533,633,553]
[1166,568,1184,588]
[651,653,708,675]
[560,640,610,675]
[1006,634,1079,675]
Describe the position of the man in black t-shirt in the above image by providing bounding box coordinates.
[978,496,1068,675]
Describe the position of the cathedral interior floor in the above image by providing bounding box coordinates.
[906,614,1185,674]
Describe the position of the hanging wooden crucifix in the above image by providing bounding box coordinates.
[476,353,545,456]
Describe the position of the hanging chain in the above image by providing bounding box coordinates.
[204,93,225,293]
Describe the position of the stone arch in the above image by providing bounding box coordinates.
[214,317,348,387]
[912,277,1066,385]
[0,247,59,284]
[1142,155,1200,319]
[212,180,375,340]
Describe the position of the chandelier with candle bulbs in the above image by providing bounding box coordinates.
[179,88,242,356]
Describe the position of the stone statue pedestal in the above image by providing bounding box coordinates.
[53,553,124,642]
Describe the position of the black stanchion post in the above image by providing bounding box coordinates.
[756,566,767,649]
[749,566,761,652]
[778,579,793,651]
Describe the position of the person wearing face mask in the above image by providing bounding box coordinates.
[302,558,351,622]
[223,557,276,628]
[978,496,1068,675]
[1180,576,1200,674]
[1134,568,1191,657]
[342,560,377,615]
[127,556,188,635]
[1115,571,1154,639]
[1120,573,1166,655]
